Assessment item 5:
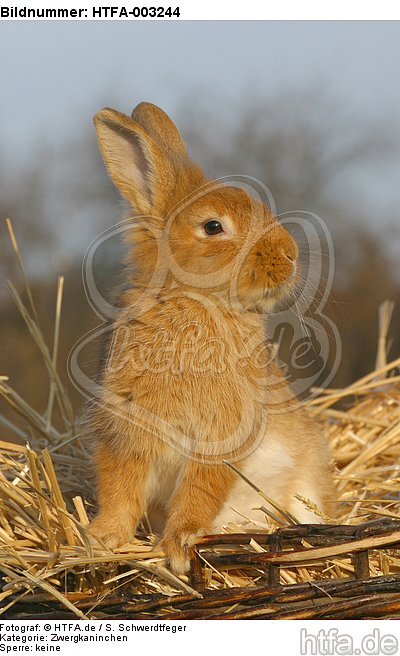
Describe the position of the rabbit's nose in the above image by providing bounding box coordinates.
[284,250,296,263]
[282,241,298,264]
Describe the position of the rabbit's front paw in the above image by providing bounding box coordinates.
[161,528,204,576]
[88,515,134,550]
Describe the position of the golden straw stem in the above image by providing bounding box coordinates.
[42,449,76,547]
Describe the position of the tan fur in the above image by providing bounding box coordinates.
[88,102,336,574]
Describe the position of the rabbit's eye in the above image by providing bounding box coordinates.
[203,220,223,236]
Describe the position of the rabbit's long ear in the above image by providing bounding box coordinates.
[131,102,187,158]
[94,108,174,215]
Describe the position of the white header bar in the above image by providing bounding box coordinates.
[1,0,400,20]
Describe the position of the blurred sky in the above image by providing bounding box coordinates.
[1,20,400,166]
[1,19,399,275]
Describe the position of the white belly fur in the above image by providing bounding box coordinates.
[146,432,324,534]
[213,433,323,528]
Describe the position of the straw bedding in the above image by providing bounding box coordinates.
[1,222,400,619]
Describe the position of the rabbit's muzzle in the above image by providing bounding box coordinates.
[237,224,298,311]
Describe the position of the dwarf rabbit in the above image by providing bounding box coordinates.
[88,102,336,574]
